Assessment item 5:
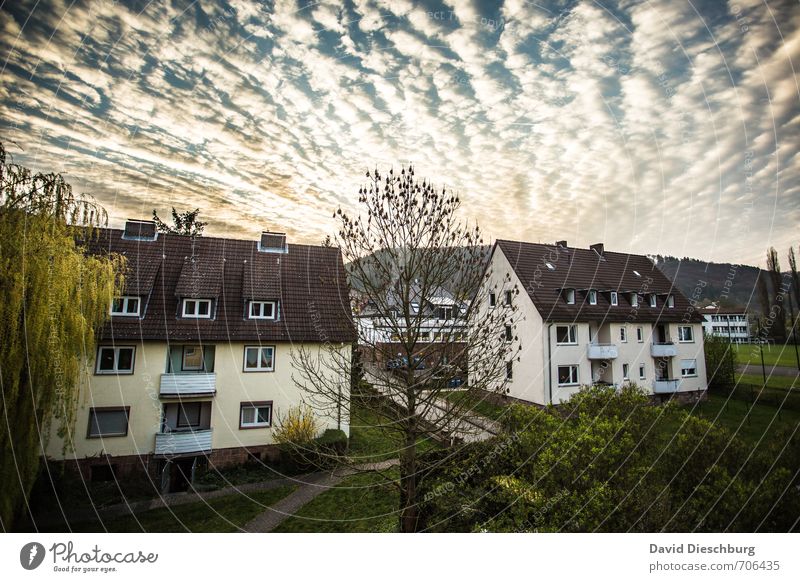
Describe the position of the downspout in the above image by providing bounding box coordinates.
[546,323,553,405]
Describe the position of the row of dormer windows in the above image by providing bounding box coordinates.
[109,296,279,321]
[562,289,674,309]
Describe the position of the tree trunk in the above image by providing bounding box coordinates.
[399,439,419,533]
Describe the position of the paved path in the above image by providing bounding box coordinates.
[243,459,399,533]
[738,363,800,379]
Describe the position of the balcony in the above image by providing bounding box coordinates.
[654,379,680,393]
[651,342,678,358]
[154,429,213,456]
[587,343,618,360]
[160,373,216,397]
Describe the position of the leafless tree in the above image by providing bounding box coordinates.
[291,166,520,532]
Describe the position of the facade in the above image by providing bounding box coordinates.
[701,304,751,343]
[45,220,354,491]
[476,240,708,405]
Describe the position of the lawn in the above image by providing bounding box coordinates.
[733,342,800,368]
[737,372,798,390]
[682,394,800,447]
[274,470,400,533]
[442,389,510,421]
[56,486,296,533]
[348,404,441,463]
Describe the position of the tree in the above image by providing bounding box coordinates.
[0,142,124,529]
[703,333,736,392]
[152,207,206,236]
[291,166,519,532]
[765,247,786,341]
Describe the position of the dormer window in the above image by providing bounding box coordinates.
[667,295,675,308]
[588,290,597,305]
[630,293,638,307]
[437,306,453,320]
[649,294,657,307]
[111,296,140,316]
[411,302,420,314]
[258,231,288,253]
[122,219,157,241]
[565,289,575,305]
[610,291,618,306]
[249,300,277,320]
[183,298,212,318]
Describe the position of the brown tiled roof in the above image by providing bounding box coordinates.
[496,239,704,323]
[86,228,356,343]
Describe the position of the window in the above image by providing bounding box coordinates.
[183,298,212,318]
[667,295,675,308]
[610,291,618,306]
[110,296,140,316]
[639,364,646,380]
[504,325,513,342]
[649,294,657,307]
[182,346,205,371]
[87,407,129,438]
[437,306,453,320]
[681,359,698,377]
[489,292,496,307]
[240,401,272,429]
[620,326,627,342]
[622,363,630,380]
[678,325,694,342]
[633,270,641,278]
[420,331,430,342]
[249,300,276,319]
[588,290,597,305]
[244,346,275,371]
[177,402,202,427]
[556,325,577,345]
[96,346,135,374]
[630,293,638,307]
[411,302,420,314]
[506,361,513,380]
[557,365,579,386]
[505,290,513,306]
[565,289,575,305]
[636,326,643,343]
[545,261,555,270]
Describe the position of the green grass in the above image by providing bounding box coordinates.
[274,470,399,533]
[348,404,440,463]
[59,486,296,533]
[737,372,798,390]
[682,394,800,447]
[442,390,509,421]
[733,343,800,368]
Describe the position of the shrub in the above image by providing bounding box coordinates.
[273,405,320,472]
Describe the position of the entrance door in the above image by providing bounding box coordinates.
[170,458,195,492]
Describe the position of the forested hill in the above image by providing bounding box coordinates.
[653,255,763,312]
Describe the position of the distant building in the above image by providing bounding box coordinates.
[701,304,751,343]
[475,239,708,405]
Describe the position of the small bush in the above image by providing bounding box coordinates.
[315,429,348,458]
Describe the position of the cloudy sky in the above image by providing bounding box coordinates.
[1,0,798,265]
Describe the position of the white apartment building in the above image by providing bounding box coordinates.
[701,305,751,343]
[476,240,708,405]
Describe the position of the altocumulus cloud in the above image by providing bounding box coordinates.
[0,0,797,264]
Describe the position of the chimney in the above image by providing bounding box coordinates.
[259,231,288,253]
[123,219,157,241]
[590,242,605,256]
[556,240,567,248]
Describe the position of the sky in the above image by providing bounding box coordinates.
[1,0,798,266]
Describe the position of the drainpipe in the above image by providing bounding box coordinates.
[546,323,554,405]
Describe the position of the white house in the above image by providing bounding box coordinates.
[475,239,708,405]
[701,304,751,343]
[45,220,354,492]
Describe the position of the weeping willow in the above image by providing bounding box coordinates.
[0,142,125,529]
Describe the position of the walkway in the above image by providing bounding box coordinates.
[737,363,800,379]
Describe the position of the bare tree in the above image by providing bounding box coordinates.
[291,166,520,532]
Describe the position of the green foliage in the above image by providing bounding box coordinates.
[703,334,736,392]
[418,385,799,532]
[273,405,320,471]
[152,207,206,237]
[0,142,123,529]
[315,429,348,456]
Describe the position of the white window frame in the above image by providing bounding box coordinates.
[182,298,213,319]
[110,296,140,316]
[249,300,277,320]
[240,402,272,428]
[622,363,630,380]
[620,326,627,343]
[649,294,657,308]
[588,290,597,305]
[636,326,643,343]
[610,291,618,306]
[87,407,129,438]
[182,345,205,371]
[667,295,675,308]
[489,292,496,307]
[96,346,135,374]
[630,293,638,307]
[681,359,698,378]
[639,364,646,380]
[556,325,578,345]
[557,365,579,386]
[678,325,694,343]
[243,346,275,372]
[565,289,575,305]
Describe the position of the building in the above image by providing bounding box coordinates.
[701,304,751,343]
[475,239,708,405]
[45,220,355,491]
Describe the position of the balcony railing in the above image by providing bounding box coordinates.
[654,379,680,393]
[651,342,678,358]
[159,373,216,397]
[587,343,619,360]
[154,429,212,456]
